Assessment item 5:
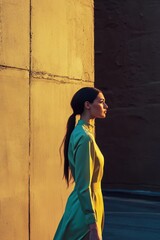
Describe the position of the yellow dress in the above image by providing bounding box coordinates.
[53,119,104,240]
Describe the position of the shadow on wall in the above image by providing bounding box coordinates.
[94,0,160,191]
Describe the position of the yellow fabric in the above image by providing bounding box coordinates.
[53,119,104,240]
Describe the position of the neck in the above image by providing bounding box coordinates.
[80,115,94,126]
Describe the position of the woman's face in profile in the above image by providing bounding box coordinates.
[89,92,108,119]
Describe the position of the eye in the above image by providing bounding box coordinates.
[100,99,105,103]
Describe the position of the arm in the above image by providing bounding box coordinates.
[74,134,96,225]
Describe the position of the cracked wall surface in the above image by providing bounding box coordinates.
[0,1,94,239]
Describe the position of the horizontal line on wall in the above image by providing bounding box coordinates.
[0,65,94,85]
[0,64,29,71]
[31,71,94,84]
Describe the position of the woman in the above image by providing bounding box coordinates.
[53,87,108,240]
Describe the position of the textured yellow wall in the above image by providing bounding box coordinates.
[0,69,29,240]
[0,0,94,239]
[0,0,29,239]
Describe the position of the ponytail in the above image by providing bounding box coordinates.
[60,87,101,186]
[63,113,76,185]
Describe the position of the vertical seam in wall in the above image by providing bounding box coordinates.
[29,0,32,240]
[0,0,3,56]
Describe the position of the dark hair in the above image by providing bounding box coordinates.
[62,87,101,185]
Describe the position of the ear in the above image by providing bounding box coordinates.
[84,101,91,110]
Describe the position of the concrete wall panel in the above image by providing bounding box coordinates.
[0,68,29,240]
[0,0,94,239]
[30,79,93,239]
[0,0,29,69]
[32,0,94,81]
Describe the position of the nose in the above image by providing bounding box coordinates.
[104,103,108,109]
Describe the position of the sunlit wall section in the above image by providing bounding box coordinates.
[30,1,94,239]
[0,1,29,240]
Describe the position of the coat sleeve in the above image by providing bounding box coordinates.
[74,134,96,225]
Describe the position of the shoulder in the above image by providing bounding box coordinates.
[71,125,93,146]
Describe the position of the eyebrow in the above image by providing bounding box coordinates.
[99,98,105,101]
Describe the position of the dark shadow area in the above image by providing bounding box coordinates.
[94,1,160,239]
[94,0,160,192]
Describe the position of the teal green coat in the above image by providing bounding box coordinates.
[53,120,104,240]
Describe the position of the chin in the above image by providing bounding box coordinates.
[102,113,107,118]
[97,114,106,119]
[94,113,107,119]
